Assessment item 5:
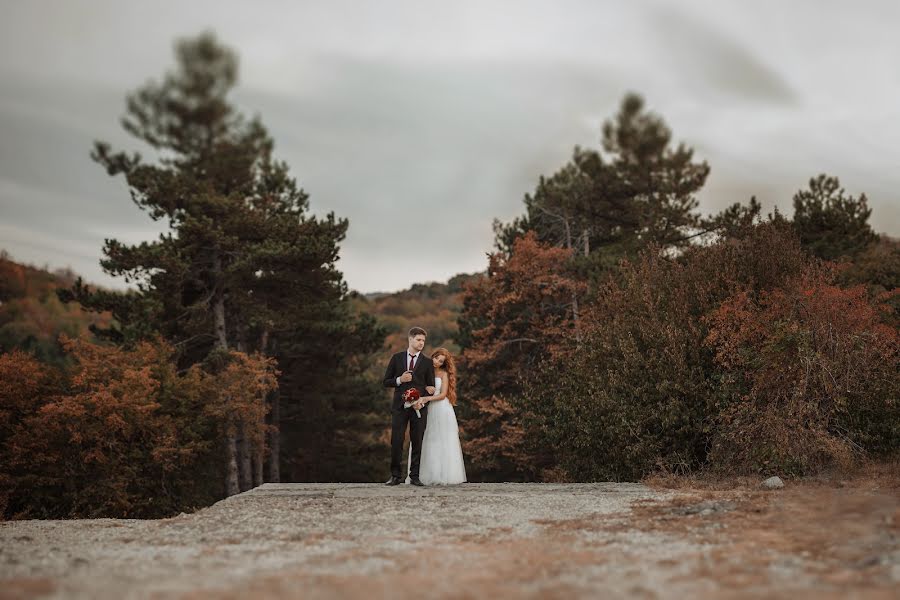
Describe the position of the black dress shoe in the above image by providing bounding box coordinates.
[385,476,402,486]
[409,477,424,487]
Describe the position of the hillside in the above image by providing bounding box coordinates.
[0,251,113,365]
[352,272,483,357]
[0,251,483,369]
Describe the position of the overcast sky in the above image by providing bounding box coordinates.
[1,0,898,293]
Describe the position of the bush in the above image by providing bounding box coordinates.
[705,277,899,474]
[519,221,849,480]
[1,337,275,519]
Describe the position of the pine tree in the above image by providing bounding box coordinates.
[494,93,711,269]
[61,32,384,493]
[791,174,878,261]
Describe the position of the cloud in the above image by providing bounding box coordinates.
[1,1,898,293]
[649,6,795,105]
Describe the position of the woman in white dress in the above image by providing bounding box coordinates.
[405,348,467,485]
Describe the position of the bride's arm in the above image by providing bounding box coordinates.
[424,373,449,403]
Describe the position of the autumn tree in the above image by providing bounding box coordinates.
[519,221,821,480]
[836,235,900,329]
[0,350,60,516]
[705,275,898,474]
[2,337,276,518]
[457,232,585,481]
[488,94,729,350]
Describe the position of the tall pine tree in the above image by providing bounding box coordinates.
[494,93,712,269]
[63,32,385,494]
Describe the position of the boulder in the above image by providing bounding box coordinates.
[761,476,785,489]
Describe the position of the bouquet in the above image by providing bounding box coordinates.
[402,388,422,418]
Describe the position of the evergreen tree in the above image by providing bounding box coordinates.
[61,32,385,493]
[494,93,712,271]
[791,174,878,261]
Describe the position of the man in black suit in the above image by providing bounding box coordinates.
[383,326,436,486]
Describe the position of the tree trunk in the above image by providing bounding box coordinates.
[571,291,582,347]
[269,387,281,483]
[212,248,240,497]
[578,229,590,347]
[225,435,240,497]
[212,251,228,350]
[253,442,264,487]
[238,424,253,491]
[562,218,582,346]
[236,334,253,491]
[257,327,270,486]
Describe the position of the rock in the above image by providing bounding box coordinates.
[762,476,784,489]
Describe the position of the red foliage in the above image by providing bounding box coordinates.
[704,273,899,473]
[0,350,54,430]
[201,350,279,454]
[0,350,58,515]
[459,232,585,480]
[1,336,278,518]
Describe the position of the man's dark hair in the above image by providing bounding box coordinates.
[408,326,427,338]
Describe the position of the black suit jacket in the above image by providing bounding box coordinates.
[383,350,436,409]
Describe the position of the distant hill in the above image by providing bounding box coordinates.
[351,272,483,362]
[0,249,485,370]
[0,251,113,365]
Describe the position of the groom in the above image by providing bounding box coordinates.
[383,326,436,486]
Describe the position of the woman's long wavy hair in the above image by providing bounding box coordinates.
[430,347,457,405]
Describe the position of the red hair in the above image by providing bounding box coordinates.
[430,348,457,405]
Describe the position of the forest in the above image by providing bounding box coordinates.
[1,33,896,519]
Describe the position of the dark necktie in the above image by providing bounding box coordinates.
[408,354,416,372]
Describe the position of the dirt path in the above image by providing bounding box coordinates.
[1,480,898,599]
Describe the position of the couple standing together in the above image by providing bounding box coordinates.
[383,327,467,486]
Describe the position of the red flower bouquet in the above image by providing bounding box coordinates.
[402,388,422,418]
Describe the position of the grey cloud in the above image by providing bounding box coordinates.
[650,6,795,105]
[1,1,898,293]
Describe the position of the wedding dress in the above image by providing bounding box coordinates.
[405,377,467,485]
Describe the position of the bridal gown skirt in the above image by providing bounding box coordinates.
[406,399,467,485]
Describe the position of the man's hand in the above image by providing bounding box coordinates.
[425,386,436,395]
[399,370,413,383]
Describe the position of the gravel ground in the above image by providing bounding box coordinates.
[1,481,897,599]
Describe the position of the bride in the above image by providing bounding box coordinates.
[406,348,467,485]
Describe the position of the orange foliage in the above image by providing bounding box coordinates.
[513,222,894,481]
[704,273,899,473]
[0,256,113,364]
[459,232,585,480]
[1,336,278,518]
[0,259,28,299]
[0,350,59,515]
[0,350,54,429]
[202,351,279,455]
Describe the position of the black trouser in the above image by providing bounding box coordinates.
[390,403,428,479]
